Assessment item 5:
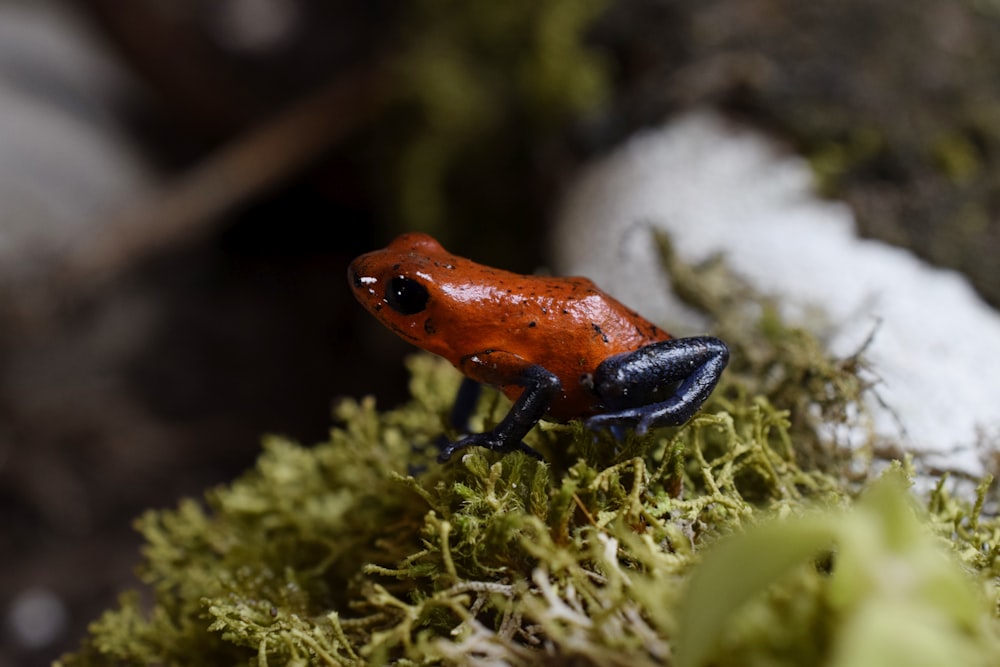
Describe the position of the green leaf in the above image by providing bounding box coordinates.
[675,516,838,667]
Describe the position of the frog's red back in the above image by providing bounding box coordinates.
[349,233,672,419]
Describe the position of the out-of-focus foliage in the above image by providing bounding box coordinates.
[381,0,609,267]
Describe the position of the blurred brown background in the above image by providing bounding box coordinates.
[3,1,1000,665]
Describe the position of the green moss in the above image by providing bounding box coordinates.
[931,132,983,185]
[808,126,885,196]
[59,235,1000,666]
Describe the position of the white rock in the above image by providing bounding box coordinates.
[554,110,1000,475]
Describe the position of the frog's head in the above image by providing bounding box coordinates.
[348,233,460,353]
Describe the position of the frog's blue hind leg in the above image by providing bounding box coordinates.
[423,378,484,467]
[585,336,729,435]
[449,377,482,432]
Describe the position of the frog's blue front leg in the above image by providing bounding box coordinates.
[439,364,560,462]
[586,336,729,435]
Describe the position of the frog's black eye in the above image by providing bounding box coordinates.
[385,276,429,315]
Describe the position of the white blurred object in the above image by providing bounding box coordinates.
[5,586,68,649]
[554,110,1000,475]
[210,0,302,53]
[0,2,152,274]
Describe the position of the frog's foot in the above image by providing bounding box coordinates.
[584,400,692,436]
[437,433,543,462]
[583,414,629,440]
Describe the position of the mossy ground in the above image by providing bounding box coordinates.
[58,236,1000,666]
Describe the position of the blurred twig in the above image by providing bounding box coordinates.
[15,64,381,325]
[70,64,382,282]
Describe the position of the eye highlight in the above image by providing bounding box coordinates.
[385,276,429,315]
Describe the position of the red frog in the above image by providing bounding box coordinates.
[348,233,728,461]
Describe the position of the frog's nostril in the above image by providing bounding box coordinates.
[348,265,362,289]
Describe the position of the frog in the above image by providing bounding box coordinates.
[348,232,729,461]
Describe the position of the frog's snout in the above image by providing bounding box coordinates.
[347,263,363,290]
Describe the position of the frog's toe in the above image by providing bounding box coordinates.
[437,432,543,462]
[587,409,667,438]
[437,436,470,462]
[636,414,657,436]
[584,413,614,431]
[437,433,491,462]
[585,412,635,436]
